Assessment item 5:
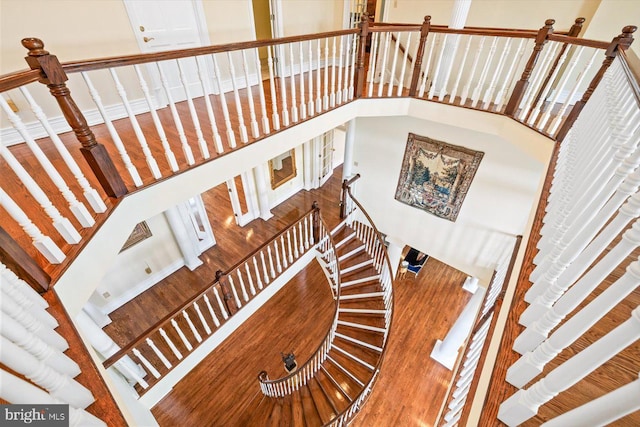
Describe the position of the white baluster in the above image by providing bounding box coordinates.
[330,36,338,107]
[260,251,270,284]
[0,312,79,377]
[298,222,305,254]
[159,327,183,360]
[195,56,224,154]
[541,374,640,427]
[175,58,210,158]
[145,338,171,369]
[203,294,221,327]
[336,35,345,104]
[349,33,358,99]
[1,264,48,308]
[518,42,559,120]
[459,36,486,103]
[241,49,260,138]
[228,275,243,307]
[0,187,65,263]
[307,40,315,116]
[499,307,640,426]
[397,32,412,96]
[0,370,106,426]
[316,38,323,111]
[183,310,202,343]
[1,281,56,328]
[482,38,511,109]
[274,240,282,273]
[428,34,448,99]
[280,235,288,268]
[109,68,163,178]
[377,32,391,97]
[267,45,281,130]
[171,319,193,351]
[471,36,498,108]
[211,54,237,147]
[0,289,67,350]
[386,32,400,97]
[227,52,249,143]
[213,287,229,320]
[278,46,290,127]
[287,43,299,123]
[245,263,256,295]
[367,33,379,97]
[449,35,472,104]
[253,48,270,134]
[193,301,212,335]
[0,336,94,408]
[496,38,527,111]
[17,87,106,213]
[298,41,307,118]
[252,257,263,290]
[236,270,249,302]
[132,65,179,171]
[304,217,310,248]
[132,348,160,379]
[267,246,277,278]
[81,71,143,184]
[528,45,570,126]
[324,37,330,109]
[509,258,640,387]
[288,229,296,261]
[418,34,438,98]
[155,63,195,164]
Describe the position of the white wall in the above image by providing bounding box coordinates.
[350,115,545,282]
[89,212,184,314]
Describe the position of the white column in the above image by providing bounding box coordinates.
[498,307,640,427]
[342,119,357,180]
[0,370,106,427]
[432,0,472,97]
[253,163,273,220]
[303,140,315,190]
[0,336,95,408]
[431,287,485,369]
[541,374,640,427]
[75,310,145,384]
[164,204,203,271]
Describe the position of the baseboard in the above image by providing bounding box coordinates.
[101,259,185,315]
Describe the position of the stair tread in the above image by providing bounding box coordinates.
[338,297,386,310]
[340,282,384,295]
[292,388,305,427]
[338,312,387,328]
[308,376,339,424]
[323,357,363,398]
[341,264,378,280]
[329,348,375,381]
[336,325,385,346]
[332,336,382,366]
[300,384,322,426]
[316,368,351,409]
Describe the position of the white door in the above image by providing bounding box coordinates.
[318,131,335,187]
[123,0,211,101]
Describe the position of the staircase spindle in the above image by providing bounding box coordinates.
[307,40,315,116]
[193,301,212,335]
[213,287,229,320]
[287,229,296,261]
[225,52,249,143]
[316,38,323,112]
[0,265,47,308]
[240,49,260,138]
[367,32,379,97]
[336,35,345,104]
[210,54,237,148]
[233,272,249,303]
[17,86,107,213]
[449,35,472,104]
[428,34,447,99]
[471,37,498,108]
[260,251,271,283]
[397,33,412,96]
[518,42,559,120]
[482,38,511,109]
[330,36,338,107]
[0,145,81,244]
[288,43,299,122]
[267,246,277,278]
[154,63,195,164]
[203,294,221,327]
[177,58,211,158]
[377,32,391,97]
[244,263,256,296]
[194,56,224,154]
[0,187,65,263]
[252,256,263,290]
[132,347,160,379]
[171,318,193,351]
[183,310,202,343]
[495,38,527,111]
[252,49,270,134]
[157,326,183,359]
[418,34,438,98]
[324,37,330,109]
[266,45,281,130]
[146,338,172,369]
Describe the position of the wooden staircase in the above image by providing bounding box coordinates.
[244,223,389,426]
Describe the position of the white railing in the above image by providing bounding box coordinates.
[497,55,640,426]
[0,262,106,426]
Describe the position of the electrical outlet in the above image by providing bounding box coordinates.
[354,161,359,166]
[102,291,111,299]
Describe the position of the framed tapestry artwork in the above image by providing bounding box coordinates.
[120,221,153,252]
[394,133,484,221]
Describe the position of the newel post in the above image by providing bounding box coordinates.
[216,270,238,316]
[312,202,320,243]
[556,25,637,141]
[504,19,555,116]
[354,14,370,98]
[340,180,348,219]
[21,38,127,199]
[408,16,431,97]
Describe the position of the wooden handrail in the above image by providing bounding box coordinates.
[340,173,361,218]
[429,26,538,39]
[546,34,609,49]
[103,206,318,369]
[60,29,358,74]
[258,210,341,389]
[0,68,42,92]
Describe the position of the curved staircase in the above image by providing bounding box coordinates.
[243,213,393,426]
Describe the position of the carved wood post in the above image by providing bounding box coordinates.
[354,14,370,98]
[504,19,555,116]
[216,270,238,316]
[340,180,348,219]
[408,16,431,97]
[556,25,637,141]
[0,227,50,293]
[21,38,127,199]
[525,18,585,122]
[312,201,320,243]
